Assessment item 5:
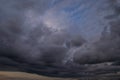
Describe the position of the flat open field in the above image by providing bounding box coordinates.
[1,71,120,80]
[0,71,77,80]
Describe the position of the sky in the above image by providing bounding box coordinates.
[0,0,120,77]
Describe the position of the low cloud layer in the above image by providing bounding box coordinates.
[0,0,120,77]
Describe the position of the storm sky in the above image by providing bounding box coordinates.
[0,0,120,77]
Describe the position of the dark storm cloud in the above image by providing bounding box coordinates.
[0,57,19,66]
[0,0,120,77]
[0,0,74,71]
[73,0,120,64]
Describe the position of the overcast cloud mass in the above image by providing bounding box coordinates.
[0,0,120,77]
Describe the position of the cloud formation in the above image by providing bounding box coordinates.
[0,0,120,77]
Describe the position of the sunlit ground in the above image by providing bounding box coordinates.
[0,71,120,80]
[0,71,77,80]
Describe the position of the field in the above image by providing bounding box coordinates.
[0,71,77,80]
[0,71,120,80]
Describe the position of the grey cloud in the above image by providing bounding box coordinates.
[73,5,120,64]
[0,0,120,77]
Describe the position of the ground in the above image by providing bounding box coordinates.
[0,71,120,80]
[0,71,76,80]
